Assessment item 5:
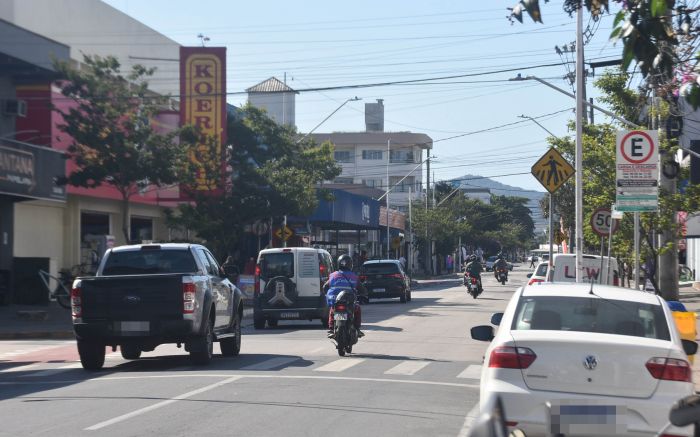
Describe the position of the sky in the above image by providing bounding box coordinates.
[103,0,628,193]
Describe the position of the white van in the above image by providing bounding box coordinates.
[253,247,334,329]
[550,253,620,286]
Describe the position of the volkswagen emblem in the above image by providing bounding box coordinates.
[583,355,598,370]
[124,295,141,305]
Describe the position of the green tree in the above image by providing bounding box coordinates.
[169,104,341,259]
[53,55,189,243]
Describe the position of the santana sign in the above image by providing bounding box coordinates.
[180,47,227,191]
[0,140,66,202]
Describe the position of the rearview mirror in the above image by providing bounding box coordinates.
[669,395,700,427]
[682,339,698,356]
[471,325,495,342]
[490,313,503,326]
[526,273,533,278]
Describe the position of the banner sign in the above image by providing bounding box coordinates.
[615,130,659,212]
[180,47,227,191]
[0,140,66,202]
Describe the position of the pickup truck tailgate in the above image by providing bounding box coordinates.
[81,275,184,320]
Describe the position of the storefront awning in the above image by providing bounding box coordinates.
[307,188,379,230]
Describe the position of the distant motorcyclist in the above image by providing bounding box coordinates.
[323,254,368,338]
[464,255,483,291]
[493,253,509,279]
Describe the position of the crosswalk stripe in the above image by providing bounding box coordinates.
[240,357,299,371]
[314,358,365,372]
[384,360,430,376]
[457,364,482,379]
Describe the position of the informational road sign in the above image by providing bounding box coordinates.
[252,220,269,236]
[616,130,658,212]
[531,147,575,193]
[274,225,294,241]
[590,207,618,237]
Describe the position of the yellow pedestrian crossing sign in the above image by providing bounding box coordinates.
[274,225,294,241]
[531,147,575,193]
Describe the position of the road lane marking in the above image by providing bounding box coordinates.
[457,365,482,379]
[458,404,481,437]
[314,358,365,372]
[240,357,299,371]
[1,363,41,373]
[0,373,480,388]
[384,360,430,376]
[19,362,83,377]
[84,375,241,431]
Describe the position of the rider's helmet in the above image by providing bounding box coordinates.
[469,254,477,262]
[497,252,504,260]
[338,254,353,271]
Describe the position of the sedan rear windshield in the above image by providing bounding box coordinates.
[260,253,294,279]
[102,250,198,275]
[512,296,670,340]
[362,263,400,274]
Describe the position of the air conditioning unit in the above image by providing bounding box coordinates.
[2,99,28,117]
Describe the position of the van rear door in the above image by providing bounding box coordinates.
[296,250,321,297]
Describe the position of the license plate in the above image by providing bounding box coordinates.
[117,321,149,332]
[548,403,626,436]
[334,313,348,321]
[373,288,385,292]
[279,312,299,319]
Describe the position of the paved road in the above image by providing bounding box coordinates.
[0,268,527,437]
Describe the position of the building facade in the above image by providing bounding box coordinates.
[246,77,297,126]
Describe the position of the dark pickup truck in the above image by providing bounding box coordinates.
[71,243,243,370]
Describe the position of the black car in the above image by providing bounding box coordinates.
[359,260,411,303]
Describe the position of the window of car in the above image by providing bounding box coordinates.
[196,248,217,276]
[362,262,401,275]
[260,252,294,279]
[534,262,549,276]
[203,250,222,276]
[102,249,198,275]
[511,295,671,340]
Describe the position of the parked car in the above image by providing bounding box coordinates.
[471,283,698,437]
[254,247,333,329]
[359,260,411,303]
[526,261,550,286]
[72,243,244,370]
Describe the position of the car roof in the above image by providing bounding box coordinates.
[521,282,662,305]
[111,243,197,252]
[259,247,327,255]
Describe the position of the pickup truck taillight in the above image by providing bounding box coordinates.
[183,282,196,314]
[71,280,82,319]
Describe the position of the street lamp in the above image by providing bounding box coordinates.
[295,97,361,144]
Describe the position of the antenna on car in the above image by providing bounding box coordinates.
[589,273,596,295]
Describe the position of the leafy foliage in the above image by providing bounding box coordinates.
[53,55,189,242]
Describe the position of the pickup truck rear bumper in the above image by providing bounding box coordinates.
[74,319,195,343]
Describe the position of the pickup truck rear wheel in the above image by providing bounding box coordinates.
[78,340,105,370]
[220,312,241,357]
[190,318,214,365]
[120,344,141,360]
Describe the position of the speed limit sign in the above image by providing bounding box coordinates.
[590,208,619,237]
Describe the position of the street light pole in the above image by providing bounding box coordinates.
[575,4,584,283]
[295,97,361,144]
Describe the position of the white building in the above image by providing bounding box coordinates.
[246,77,297,126]
[311,100,432,212]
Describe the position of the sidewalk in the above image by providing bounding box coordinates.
[0,302,73,340]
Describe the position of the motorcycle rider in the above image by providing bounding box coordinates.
[464,254,483,292]
[493,253,509,280]
[323,254,368,339]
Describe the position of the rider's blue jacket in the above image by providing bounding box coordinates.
[326,270,359,306]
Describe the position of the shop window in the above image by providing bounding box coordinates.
[130,217,153,243]
[81,212,109,241]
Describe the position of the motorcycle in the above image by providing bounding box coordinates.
[496,267,508,285]
[464,273,482,299]
[330,290,359,356]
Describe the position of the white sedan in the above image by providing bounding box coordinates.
[471,283,698,437]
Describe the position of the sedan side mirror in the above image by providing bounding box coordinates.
[471,325,495,342]
[682,339,698,356]
[490,313,503,326]
[526,273,533,278]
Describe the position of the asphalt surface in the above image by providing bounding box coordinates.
[0,267,698,436]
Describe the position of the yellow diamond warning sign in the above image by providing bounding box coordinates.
[531,147,575,193]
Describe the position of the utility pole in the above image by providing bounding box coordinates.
[574,3,585,283]
[386,139,391,259]
[425,146,431,275]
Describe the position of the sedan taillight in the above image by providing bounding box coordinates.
[489,346,537,369]
[528,278,544,286]
[385,273,403,279]
[645,357,691,382]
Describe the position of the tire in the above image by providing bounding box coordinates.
[346,345,352,354]
[267,319,278,328]
[338,347,345,357]
[78,340,105,370]
[400,289,407,303]
[190,318,214,365]
[406,289,412,302]
[220,312,241,357]
[120,344,141,360]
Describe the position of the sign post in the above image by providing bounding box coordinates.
[616,130,658,290]
[531,147,575,267]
